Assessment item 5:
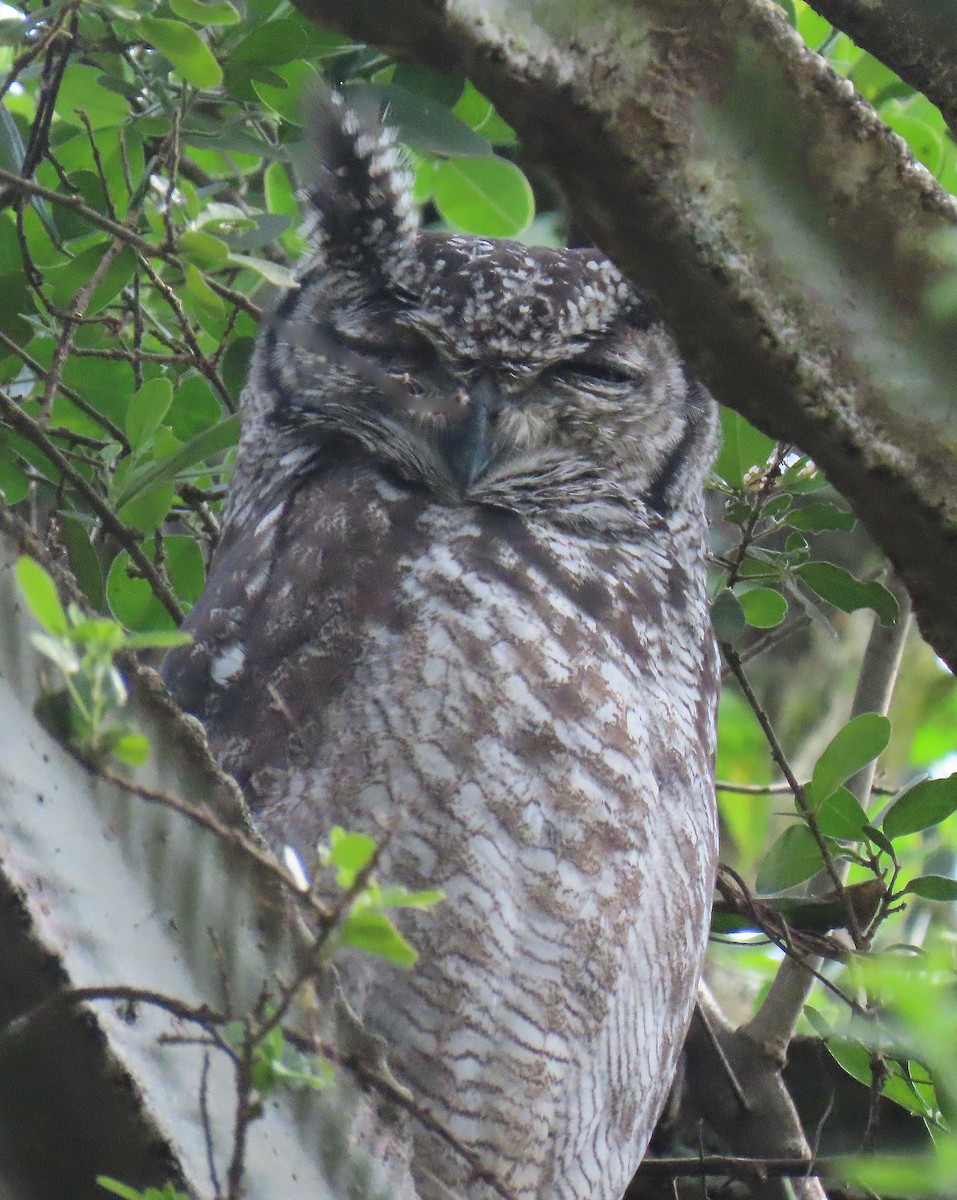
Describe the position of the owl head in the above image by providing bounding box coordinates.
[228,91,716,536]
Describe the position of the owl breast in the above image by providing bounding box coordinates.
[163,457,718,1200]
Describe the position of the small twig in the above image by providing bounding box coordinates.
[93,762,324,918]
[721,640,861,947]
[695,1002,750,1113]
[0,388,183,620]
[717,779,895,796]
[40,211,139,416]
[741,575,912,1062]
[199,1050,223,1200]
[0,328,130,449]
[724,443,790,590]
[76,108,117,219]
[633,1154,831,1181]
[0,167,262,318]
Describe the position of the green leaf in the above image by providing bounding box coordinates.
[714,407,776,487]
[432,156,534,237]
[252,61,321,125]
[96,1178,143,1200]
[811,713,891,804]
[825,1036,874,1091]
[138,18,223,89]
[803,1004,832,1039]
[882,111,945,176]
[118,482,174,534]
[169,0,240,24]
[0,453,29,504]
[179,229,230,266]
[392,63,465,108]
[184,262,225,322]
[338,911,417,967]
[126,378,173,448]
[710,589,746,643]
[903,875,957,902]
[376,886,444,909]
[227,253,298,287]
[452,81,516,144]
[756,823,829,893]
[328,827,376,888]
[111,413,239,509]
[863,823,896,858]
[57,66,131,128]
[264,160,298,217]
[808,784,869,841]
[123,630,192,650]
[60,514,104,609]
[225,15,338,66]
[106,536,204,631]
[106,731,150,766]
[346,82,492,158]
[786,502,856,533]
[799,561,899,625]
[30,632,80,674]
[17,556,68,635]
[49,245,137,316]
[738,587,787,628]
[883,775,957,840]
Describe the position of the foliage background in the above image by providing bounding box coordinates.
[1,0,956,1196]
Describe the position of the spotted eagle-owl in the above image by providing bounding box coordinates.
[162,93,719,1200]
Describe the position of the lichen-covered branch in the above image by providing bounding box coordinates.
[292,0,957,669]
[813,0,957,138]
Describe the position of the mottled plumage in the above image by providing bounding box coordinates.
[163,92,719,1200]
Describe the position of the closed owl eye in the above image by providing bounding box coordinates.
[560,363,636,388]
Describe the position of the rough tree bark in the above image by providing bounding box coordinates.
[293,0,957,669]
[813,0,957,137]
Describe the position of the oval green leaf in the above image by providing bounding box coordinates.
[799,561,899,626]
[57,65,130,128]
[16,556,68,635]
[433,156,534,237]
[126,378,173,448]
[811,713,892,803]
[714,407,776,488]
[904,875,957,902]
[169,0,240,24]
[808,784,869,841]
[786,502,856,533]
[739,587,788,629]
[883,774,957,841]
[338,911,417,967]
[118,481,174,534]
[755,823,828,893]
[711,588,746,643]
[179,229,230,266]
[107,536,204,631]
[60,514,104,609]
[138,17,223,89]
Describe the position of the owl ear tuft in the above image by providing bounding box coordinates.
[300,89,418,279]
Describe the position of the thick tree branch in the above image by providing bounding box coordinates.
[294,0,957,669]
[680,983,828,1200]
[813,0,957,138]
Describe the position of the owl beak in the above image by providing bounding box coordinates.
[440,374,502,490]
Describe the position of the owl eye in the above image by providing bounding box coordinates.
[564,362,636,387]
